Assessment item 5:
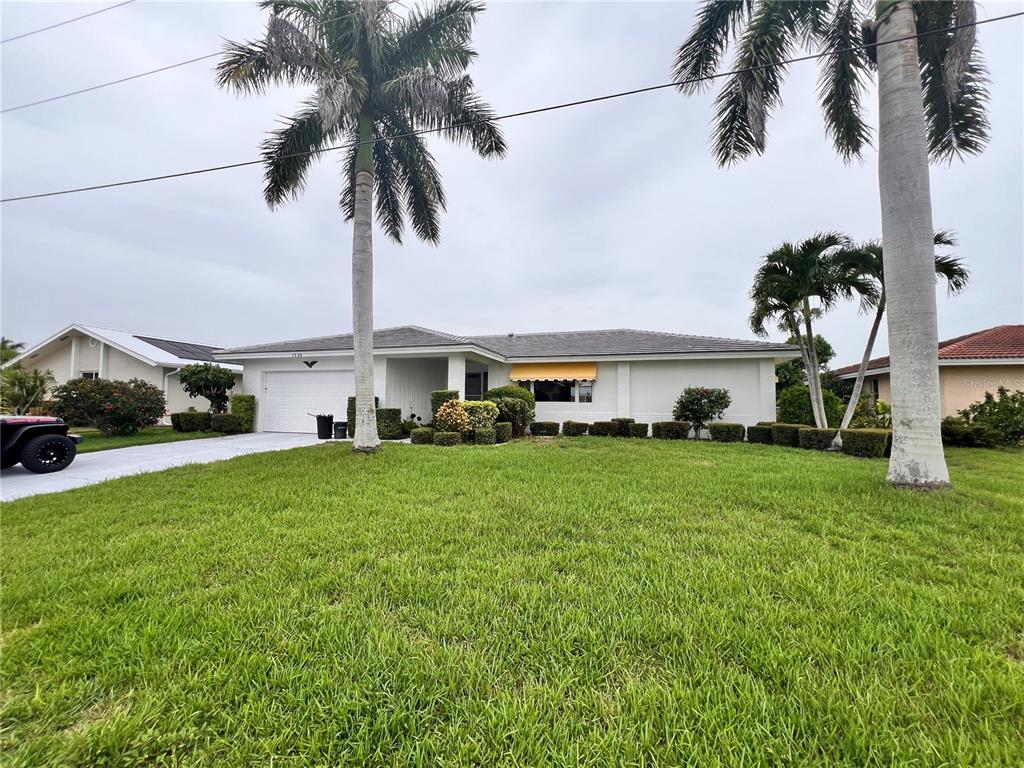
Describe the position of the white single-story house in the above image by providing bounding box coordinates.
[4,324,243,414]
[214,326,798,433]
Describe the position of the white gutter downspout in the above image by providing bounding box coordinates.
[163,368,180,422]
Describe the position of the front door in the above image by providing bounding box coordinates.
[465,371,488,400]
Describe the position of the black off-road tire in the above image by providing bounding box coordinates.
[19,434,77,473]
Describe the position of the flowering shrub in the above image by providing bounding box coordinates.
[52,377,165,436]
[435,399,471,434]
[462,400,498,432]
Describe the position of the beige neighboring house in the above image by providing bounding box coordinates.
[834,324,1024,417]
[3,324,243,415]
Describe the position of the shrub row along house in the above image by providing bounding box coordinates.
[213,326,798,434]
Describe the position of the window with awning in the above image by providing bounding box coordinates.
[510,363,596,403]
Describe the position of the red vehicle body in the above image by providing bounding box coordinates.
[1,416,84,473]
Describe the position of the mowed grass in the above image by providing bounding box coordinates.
[73,426,224,454]
[2,439,1022,767]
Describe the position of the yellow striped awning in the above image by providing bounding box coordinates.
[509,362,597,381]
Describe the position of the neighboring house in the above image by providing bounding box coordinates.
[3,324,243,414]
[834,324,1024,417]
[214,326,799,433]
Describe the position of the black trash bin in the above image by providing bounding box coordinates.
[314,414,333,439]
[333,421,348,439]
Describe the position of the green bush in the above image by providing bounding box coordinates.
[0,366,53,414]
[410,427,434,444]
[431,390,459,420]
[462,400,499,433]
[958,387,1024,445]
[178,363,236,414]
[798,427,837,450]
[494,422,512,443]
[435,400,471,435]
[347,395,379,437]
[610,417,635,437]
[433,431,461,447]
[589,421,616,436]
[177,411,211,433]
[170,412,183,431]
[530,421,558,436]
[492,397,531,438]
[770,423,803,447]
[401,419,419,436]
[840,429,892,458]
[376,407,403,440]
[746,425,773,444]
[628,422,649,438]
[51,378,166,436]
[483,384,535,409]
[474,427,497,445]
[230,394,256,433]
[708,422,745,442]
[562,420,589,436]
[673,387,731,438]
[777,384,844,427]
[651,421,689,439]
[940,416,1002,448]
[211,413,242,434]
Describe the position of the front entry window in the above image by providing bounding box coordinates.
[465,371,488,400]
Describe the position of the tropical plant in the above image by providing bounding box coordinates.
[958,387,1024,446]
[832,232,968,446]
[178,363,237,414]
[672,387,732,438]
[675,0,990,487]
[777,384,844,428]
[0,367,54,415]
[749,233,876,428]
[217,0,506,452]
[776,334,835,392]
[51,378,166,436]
[1,337,25,365]
[434,398,471,435]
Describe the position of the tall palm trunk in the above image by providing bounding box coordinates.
[802,300,827,428]
[832,293,886,449]
[352,115,380,453]
[875,2,949,487]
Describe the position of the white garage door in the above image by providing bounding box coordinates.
[262,370,354,433]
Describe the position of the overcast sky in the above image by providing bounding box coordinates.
[2,1,1021,367]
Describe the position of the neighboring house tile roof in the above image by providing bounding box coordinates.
[834,325,1024,377]
[218,325,797,359]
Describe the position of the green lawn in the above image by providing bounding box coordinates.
[74,426,224,453]
[2,439,1022,766]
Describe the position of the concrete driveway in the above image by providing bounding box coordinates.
[1,433,325,502]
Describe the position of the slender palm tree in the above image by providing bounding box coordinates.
[217,0,506,452]
[749,232,876,428]
[675,1,988,487]
[833,232,968,445]
[1,337,25,365]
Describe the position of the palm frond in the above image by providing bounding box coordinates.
[673,0,751,94]
[216,37,313,94]
[816,0,871,162]
[260,102,336,208]
[315,58,367,129]
[391,0,482,78]
[933,229,957,248]
[933,255,970,294]
[383,112,446,244]
[371,134,406,242]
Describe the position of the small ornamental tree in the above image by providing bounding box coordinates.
[178,363,236,414]
[672,387,731,439]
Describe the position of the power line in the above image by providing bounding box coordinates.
[1,0,137,44]
[3,9,1022,204]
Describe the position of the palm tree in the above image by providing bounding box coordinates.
[749,232,876,428]
[833,232,968,446]
[675,0,988,487]
[217,0,506,452]
[1,337,25,365]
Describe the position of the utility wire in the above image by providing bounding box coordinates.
[1,0,137,44]
[3,9,1022,204]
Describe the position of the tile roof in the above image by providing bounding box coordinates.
[834,325,1024,376]
[218,325,797,359]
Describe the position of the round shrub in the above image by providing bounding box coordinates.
[770,423,803,447]
[494,422,512,443]
[435,399,471,435]
[709,422,745,442]
[562,420,589,436]
[474,427,497,445]
[433,431,461,447]
[530,421,558,436]
[777,384,843,427]
[798,427,837,450]
[484,384,535,410]
[410,427,434,445]
[52,378,166,436]
[746,425,773,444]
[462,400,499,433]
[492,397,531,438]
[589,421,616,436]
[651,421,689,439]
[673,387,731,438]
[840,428,892,458]
[628,422,649,438]
[210,413,242,434]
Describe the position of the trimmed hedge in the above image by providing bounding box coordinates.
[494,422,512,444]
[770,423,803,447]
[840,429,892,458]
[410,427,434,445]
[589,421,616,437]
[746,425,773,444]
[431,390,459,420]
[530,421,559,437]
[474,427,497,445]
[709,422,745,442]
[651,421,689,439]
[798,427,837,451]
[492,397,531,438]
[562,420,589,436]
[433,431,461,447]
[170,412,183,431]
[376,407,403,440]
[175,411,211,432]
[347,395,379,438]
[941,417,1003,448]
[628,422,649,438]
[483,385,535,409]
[230,394,256,433]
[211,413,242,434]
[610,417,635,437]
